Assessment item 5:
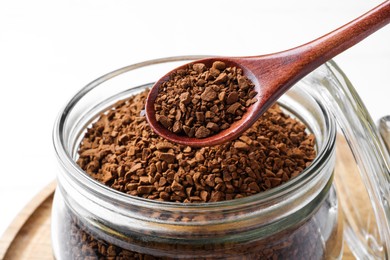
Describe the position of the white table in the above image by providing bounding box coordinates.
[0,0,389,237]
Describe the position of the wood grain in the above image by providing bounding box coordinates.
[0,181,55,260]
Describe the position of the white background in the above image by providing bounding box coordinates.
[0,0,389,238]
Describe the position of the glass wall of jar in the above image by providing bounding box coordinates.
[52,56,340,259]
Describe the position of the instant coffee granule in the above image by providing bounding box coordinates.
[77,89,315,203]
[67,89,322,259]
[153,61,257,138]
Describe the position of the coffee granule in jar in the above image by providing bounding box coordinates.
[67,89,325,259]
[61,205,327,259]
[153,61,258,138]
[77,89,316,203]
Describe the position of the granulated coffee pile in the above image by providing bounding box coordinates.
[62,207,326,259]
[77,89,316,203]
[67,89,323,259]
[153,61,257,138]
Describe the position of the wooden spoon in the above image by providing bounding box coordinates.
[146,1,390,147]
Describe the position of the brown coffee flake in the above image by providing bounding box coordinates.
[192,62,205,72]
[156,115,172,129]
[156,142,175,150]
[213,72,228,84]
[248,182,261,192]
[209,67,220,78]
[171,180,184,192]
[237,74,250,90]
[209,191,225,202]
[195,126,211,138]
[129,163,142,173]
[206,122,219,132]
[218,91,226,101]
[182,125,194,137]
[172,121,182,133]
[200,86,218,101]
[137,185,155,195]
[212,61,226,70]
[179,92,191,105]
[233,141,250,151]
[101,171,113,184]
[226,91,239,105]
[226,102,241,114]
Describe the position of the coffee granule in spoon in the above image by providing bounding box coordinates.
[154,61,258,138]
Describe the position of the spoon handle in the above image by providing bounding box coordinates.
[297,0,390,69]
[258,0,390,97]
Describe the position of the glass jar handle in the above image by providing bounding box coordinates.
[302,60,390,259]
[380,116,390,152]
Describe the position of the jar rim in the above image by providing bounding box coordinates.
[52,55,336,211]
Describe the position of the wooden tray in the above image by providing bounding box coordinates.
[0,181,55,260]
[0,138,362,259]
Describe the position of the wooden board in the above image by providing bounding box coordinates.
[0,137,364,259]
[0,181,55,260]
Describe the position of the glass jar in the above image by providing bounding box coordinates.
[52,56,390,259]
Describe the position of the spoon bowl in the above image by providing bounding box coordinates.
[146,1,390,147]
[145,57,263,147]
